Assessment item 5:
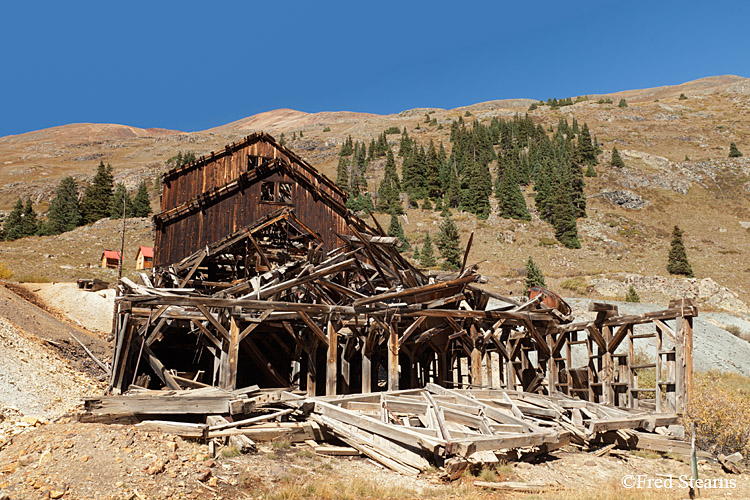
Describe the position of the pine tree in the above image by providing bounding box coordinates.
[335,156,350,195]
[625,285,640,303]
[618,99,628,108]
[2,199,24,241]
[420,232,436,267]
[585,165,597,177]
[577,123,597,165]
[131,181,152,217]
[21,199,38,236]
[524,256,546,294]
[80,161,114,224]
[667,226,694,277]
[436,217,461,270]
[610,147,625,168]
[551,188,581,249]
[729,142,743,158]
[387,211,409,252]
[377,150,402,214]
[412,246,420,261]
[497,164,530,220]
[43,177,81,235]
[111,184,133,219]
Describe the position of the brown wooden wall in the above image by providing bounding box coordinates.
[154,135,350,267]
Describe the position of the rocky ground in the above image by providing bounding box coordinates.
[0,277,749,499]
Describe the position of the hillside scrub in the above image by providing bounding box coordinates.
[686,371,750,456]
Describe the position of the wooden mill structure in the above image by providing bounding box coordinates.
[109,133,696,414]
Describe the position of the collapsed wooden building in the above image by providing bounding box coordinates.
[109,132,697,416]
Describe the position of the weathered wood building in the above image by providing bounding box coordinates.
[154,132,351,268]
[110,133,696,416]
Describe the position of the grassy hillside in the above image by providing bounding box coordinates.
[0,75,748,307]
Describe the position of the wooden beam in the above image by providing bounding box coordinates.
[388,322,399,391]
[142,344,180,390]
[299,311,329,346]
[327,319,338,396]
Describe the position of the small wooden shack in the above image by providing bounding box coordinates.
[135,246,154,270]
[101,250,121,269]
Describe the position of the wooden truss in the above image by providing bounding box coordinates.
[109,208,696,415]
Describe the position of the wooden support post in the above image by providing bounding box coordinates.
[307,342,317,397]
[362,344,372,393]
[681,315,693,410]
[387,323,399,391]
[326,320,337,396]
[222,315,240,390]
[471,346,483,388]
[602,325,614,405]
[485,350,493,389]
[656,324,663,413]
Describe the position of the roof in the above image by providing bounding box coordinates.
[102,250,121,260]
[160,131,346,199]
[137,246,154,258]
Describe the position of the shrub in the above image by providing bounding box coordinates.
[560,277,588,294]
[221,446,240,458]
[729,142,743,158]
[322,126,331,132]
[679,93,688,100]
[618,98,628,108]
[384,126,401,135]
[528,102,538,111]
[0,263,12,279]
[625,285,640,303]
[686,371,750,456]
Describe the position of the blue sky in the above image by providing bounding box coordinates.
[2,0,748,137]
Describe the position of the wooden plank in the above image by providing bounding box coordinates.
[142,344,181,390]
[135,420,208,438]
[299,311,328,346]
[314,445,360,456]
[327,319,338,396]
[388,322,399,391]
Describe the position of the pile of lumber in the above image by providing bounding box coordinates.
[296,384,685,475]
[83,383,692,477]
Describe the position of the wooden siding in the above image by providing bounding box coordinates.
[155,134,351,267]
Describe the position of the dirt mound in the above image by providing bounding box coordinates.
[0,317,103,432]
[27,283,115,334]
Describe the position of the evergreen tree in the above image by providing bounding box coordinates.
[346,193,375,214]
[524,256,546,294]
[420,232,436,267]
[576,123,597,165]
[377,150,402,214]
[21,199,38,236]
[2,199,24,241]
[618,99,628,108]
[497,164,530,220]
[610,147,625,168]
[387,211,409,252]
[412,246,420,261]
[667,226,694,277]
[436,217,461,270]
[44,176,81,235]
[729,142,743,158]
[335,156,350,195]
[131,181,152,217]
[279,133,287,146]
[80,161,114,224]
[625,285,640,303]
[110,184,133,219]
[551,187,581,249]
[585,164,597,177]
